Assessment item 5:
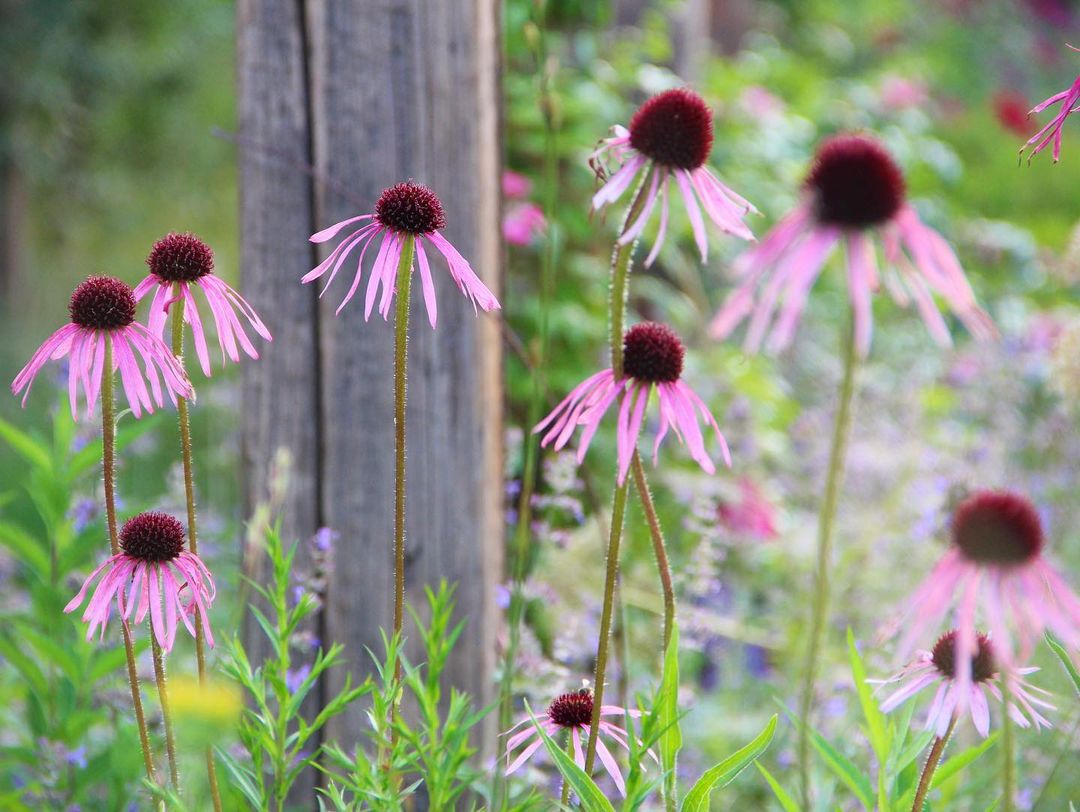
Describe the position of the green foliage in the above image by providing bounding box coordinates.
[221,521,370,811]
[681,715,777,812]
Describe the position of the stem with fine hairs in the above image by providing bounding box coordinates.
[151,637,180,789]
[911,716,956,811]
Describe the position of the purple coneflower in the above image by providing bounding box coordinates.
[590,88,757,265]
[1021,49,1080,163]
[136,232,271,376]
[503,688,641,797]
[710,133,995,355]
[64,511,215,652]
[12,276,193,420]
[535,322,730,485]
[303,181,500,327]
[887,490,1080,702]
[876,630,1052,737]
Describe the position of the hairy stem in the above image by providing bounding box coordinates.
[151,637,180,788]
[559,730,575,807]
[630,452,674,653]
[797,321,859,809]
[1002,680,1016,812]
[584,479,629,776]
[608,165,653,375]
[392,235,415,658]
[911,716,957,811]
[102,336,159,789]
[170,286,223,810]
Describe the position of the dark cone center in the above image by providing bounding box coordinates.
[931,630,997,683]
[120,511,186,563]
[69,277,137,330]
[147,232,215,283]
[623,322,685,383]
[805,134,905,229]
[628,88,714,170]
[375,182,447,235]
[547,689,595,728]
[952,490,1044,566]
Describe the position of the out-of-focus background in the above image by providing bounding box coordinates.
[2,0,1079,808]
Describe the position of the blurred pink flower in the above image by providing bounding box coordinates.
[884,490,1080,711]
[1021,66,1080,162]
[879,75,928,111]
[304,181,500,327]
[503,689,644,797]
[737,85,787,122]
[535,323,730,485]
[12,276,193,420]
[710,133,995,355]
[993,90,1034,138]
[136,232,271,377]
[875,630,1052,737]
[65,512,215,652]
[504,201,547,246]
[591,88,757,265]
[503,170,533,199]
[717,478,778,540]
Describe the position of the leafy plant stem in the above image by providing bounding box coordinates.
[798,319,858,809]
[151,636,180,788]
[911,716,956,811]
[102,334,159,789]
[170,285,223,810]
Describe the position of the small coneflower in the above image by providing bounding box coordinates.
[534,322,730,484]
[503,688,642,796]
[876,630,1052,737]
[887,490,1080,700]
[710,133,994,355]
[136,232,272,376]
[1020,49,1080,163]
[303,181,500,327]
[590,88,757,265]
[64,511,215,652]
[12,276,193,420]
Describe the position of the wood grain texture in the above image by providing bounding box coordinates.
[238,0,503,776]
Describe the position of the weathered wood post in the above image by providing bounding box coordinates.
[238,0,503,782]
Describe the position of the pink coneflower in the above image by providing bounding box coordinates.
[503,688,642,796]
[504,202,547,246]
[590,88,757,265]
[303,181,500,327]
[710,133,995,355]
[876,631,1052,737]
[12,276,193,420]
[887,490,1080,701]
[1021,63,1080,163]
[535,322,731,485]
[717,478,779,541]
[994,90,1034,138]
[136,232,271,376]
[64,511,215,652]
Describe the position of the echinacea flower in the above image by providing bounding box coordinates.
[710,133,995,356]
[303,181,500,327]
[885,490,1080,702]
[503,688,643,796]
[136,232,271,376]
[876,630,1052,737]
[64,511,215,652]
[717,478,779,541]
[12,276,194,420]
[590,88,757,265]
[535,322,730,485]
[1020,54,1080,163]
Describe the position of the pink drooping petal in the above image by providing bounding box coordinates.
[415,238,438,328]
[535,369,615,447]
[594,735,627,797]
[688,167,756,241]
[617,168,661,246]
[673,169,709,262]
[426,231,501,314]
[504,735,545,775]
[970,685,991,737]
[364,230,398,321]
[309,213,375,243]
[161,565,180,652]
[377,233,407,320]
[12,323,80,411]
[334,226,385,313]
[572,727,585,768]
[878,672,938,712]
[592,153,647,211]
[182,283,212,376]
[846,232,876,356]
[616,381,650,484]
[643,176,671,267]
[573,381,623,463]
[303,223,378,286]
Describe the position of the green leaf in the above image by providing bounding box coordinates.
[681,715,777,812]
[848,629,888,761]
[0,521,49,576]
[525,701,615,812]
[1046,633,1080,698]
[801,719,873,809]
[658,622,682,799]
[930,733,998,790]
[755,763,800,812]
[0,417,51,473]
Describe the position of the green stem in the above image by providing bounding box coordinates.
[392,235,415,656]
[1002,680,1016,812]
[170,286,223,810]
[630,452,674,654]
[797,320,859,810]
[151,637,180,788]
[608,166,654,376]
[102,335,159,789]
[559,729,575,807]
[584,479,629,777]
[911,716,956,811]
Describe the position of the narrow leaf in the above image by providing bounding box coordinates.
[681,715,777,812]
[755,763,800,812]
[525,701,615,812]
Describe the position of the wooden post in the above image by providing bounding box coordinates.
[238,0,503,782]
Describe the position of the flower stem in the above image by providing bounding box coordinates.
[608,165,654,375]
[392,235,415,662]
[797,320,859,809]
[911,716,956,811]
[630,452,674,654]
[584,478,629,777]
[559,730,575,807]
[151,637,180,788]
[1002,680,1017,812]
[101,335,159,789]
[169,286,223,811]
